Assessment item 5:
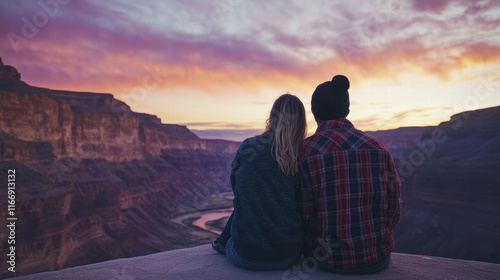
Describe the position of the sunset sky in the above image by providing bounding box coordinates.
[1,0,499,139]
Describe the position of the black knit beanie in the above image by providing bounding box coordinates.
[311,75,350,120]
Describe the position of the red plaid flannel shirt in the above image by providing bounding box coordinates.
[298,119,402,270]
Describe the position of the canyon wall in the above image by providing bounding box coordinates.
[0,78,237,161]
[0,59,239,278]
[370,107,500,264]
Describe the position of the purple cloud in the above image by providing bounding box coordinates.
[411,0,453,13]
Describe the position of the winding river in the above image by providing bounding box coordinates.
[172,193,234,235]
[173,208,233,235]
[191,208,233,235]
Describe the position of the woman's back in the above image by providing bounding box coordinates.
[230,135,303,266]
[212,93,307,270]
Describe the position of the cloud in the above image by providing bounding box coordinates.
[1,0,499,101]
[411,0,453,13]
[462,0,500,15]
[391,109,430,121]
[390,107,455,123]
[1,1,321,95]
[181,122,262,130]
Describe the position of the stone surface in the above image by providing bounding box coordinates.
[6,244,500,280]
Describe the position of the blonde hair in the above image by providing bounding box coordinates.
[263,94,307,175]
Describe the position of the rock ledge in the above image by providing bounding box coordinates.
[7,244,500,280]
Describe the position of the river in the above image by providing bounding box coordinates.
[191,208,233,235]
[172,193,234,235]
[172,207,233,235]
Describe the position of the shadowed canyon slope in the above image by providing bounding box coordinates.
[369,106,500,264]
[1,58,499,279]
[0,58,239,278]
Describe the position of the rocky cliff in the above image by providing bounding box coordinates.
[7,244,500,280]
[0,57,21,80]
[370,107,500,264]
[0,67,236,161]
[0,59,240,278]
[367,127,432,156]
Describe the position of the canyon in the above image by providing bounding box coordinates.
[0,57,499,278]
[0,58,238,278]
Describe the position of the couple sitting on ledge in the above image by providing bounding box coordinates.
[211,75,402,275]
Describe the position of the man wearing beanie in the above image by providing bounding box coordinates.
[298,75,402,274]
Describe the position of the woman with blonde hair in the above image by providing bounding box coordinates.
[212,93,307,270]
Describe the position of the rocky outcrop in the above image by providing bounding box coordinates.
[0,57,21,80]
[0,58,239,278]
[0,80,238,161]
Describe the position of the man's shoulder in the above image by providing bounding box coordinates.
[300,133,328,155]
[354,129,389,150]
[300,127,390,158]
[302,133,323,146]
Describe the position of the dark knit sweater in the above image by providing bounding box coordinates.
[230,135,303,264]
